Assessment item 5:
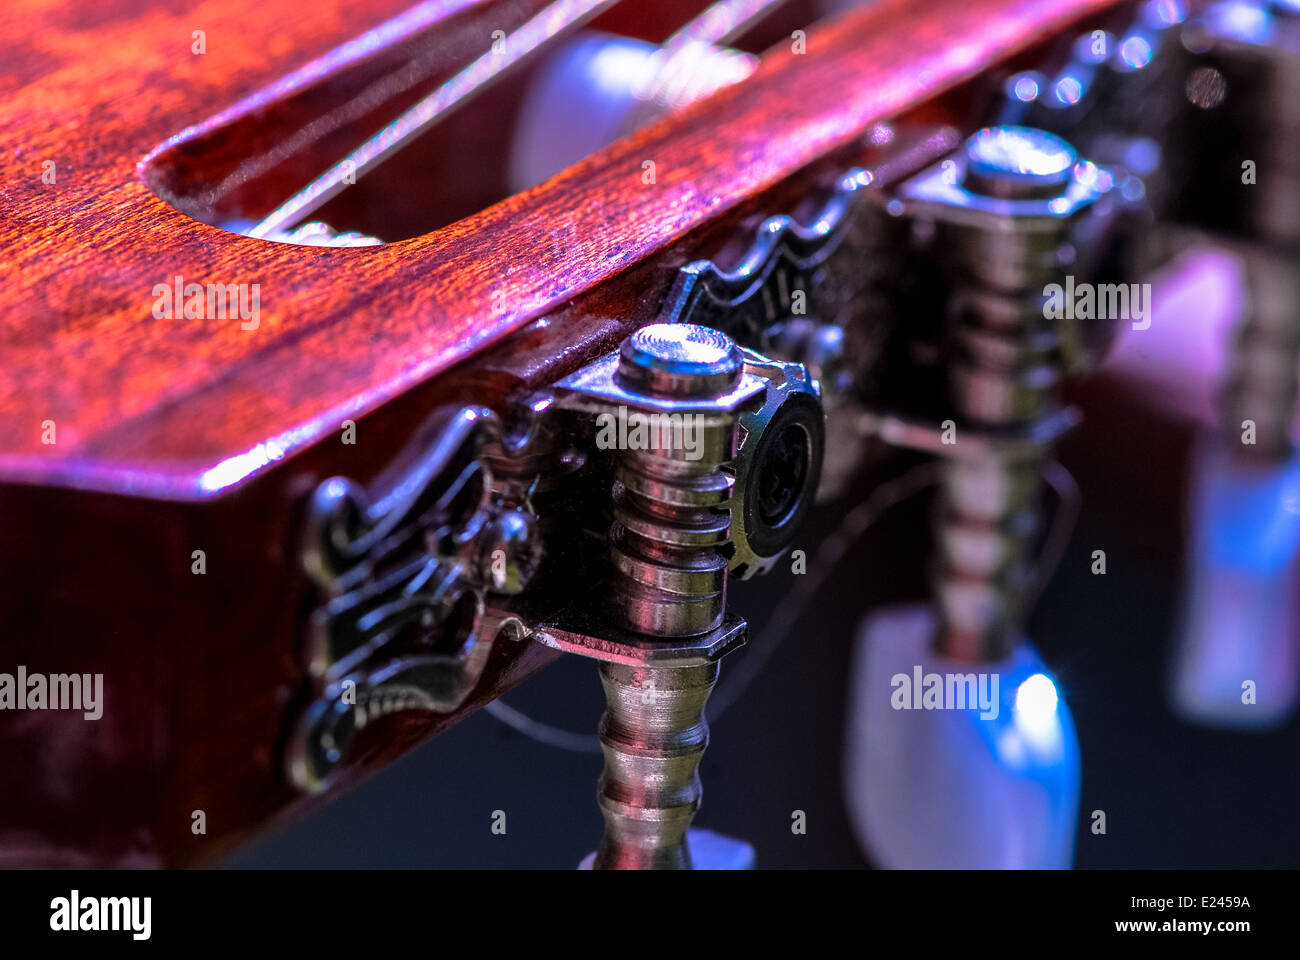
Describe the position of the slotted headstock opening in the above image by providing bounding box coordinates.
[140,0,841,245]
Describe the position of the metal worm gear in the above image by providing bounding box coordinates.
[724,350,825,579]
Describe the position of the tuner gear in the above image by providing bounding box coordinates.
[725,350,825,579]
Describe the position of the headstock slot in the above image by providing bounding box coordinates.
[140,0,839,244]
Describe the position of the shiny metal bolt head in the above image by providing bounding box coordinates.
[963,126,1077,199]
[616,322,744,398]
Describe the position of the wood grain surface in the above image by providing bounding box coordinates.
[0,0,1119,500]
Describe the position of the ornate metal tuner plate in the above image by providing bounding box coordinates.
[288,405,549,792]
[659,169,872,350]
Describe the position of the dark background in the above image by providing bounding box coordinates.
[223,377,1300,868]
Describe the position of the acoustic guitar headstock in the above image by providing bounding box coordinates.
[2,0,1289,872]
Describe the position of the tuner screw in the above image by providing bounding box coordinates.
[962,125,1078,200]
[468,506,541,595]
[615,322,745,398]
[892,128,1123,659]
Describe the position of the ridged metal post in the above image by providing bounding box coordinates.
[932,127,1079,661]
[595,323,743,868]
[592,660,717,869]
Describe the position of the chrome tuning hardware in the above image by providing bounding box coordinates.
[997,0,1188,202]
[1182,0,1300,248]
[284,322,827,858]
[725,350,825,580]
[1179,0,1300,461]
[557,324,765,637]
[535,322,826,869]
[862,124,1140,661]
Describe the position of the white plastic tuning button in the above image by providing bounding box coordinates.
[1170,440,1300,729]
[845,605,1081,869]
[508,31,755,192]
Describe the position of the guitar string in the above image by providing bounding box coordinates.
[206,11,495,209]
[250,0,793,238]
[251,0,624,238]
[486,457,1082,750]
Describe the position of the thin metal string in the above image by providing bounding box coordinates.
[251,0,623,238]
[487,459,943,749]
[487,456,1082,749]
[706,459,943,721]
[250,0,794,237]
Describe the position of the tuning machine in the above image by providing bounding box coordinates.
[539,322,826,868]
